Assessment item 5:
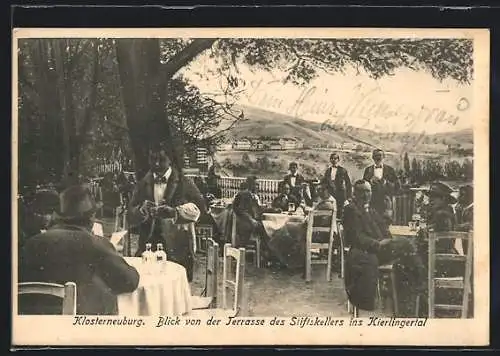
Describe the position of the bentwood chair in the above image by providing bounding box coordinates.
[194,224,214,255]
[231,212,262,268]
[428,230,473,318]
[191,238,219,310]
[190,244,246,318]
[18,282,77,315]
[305,209,337,282]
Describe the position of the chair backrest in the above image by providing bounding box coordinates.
[114,207,127,232]
[18,282,77,315]
[336,219,345,248]
[189,222,198,253]
[306,209,337,245]
[222,243,246,315]
[231,212,237,246]
[205,238,220,305]
[428,230,473,318]
[195,224,213,254]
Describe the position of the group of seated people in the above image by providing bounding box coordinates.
[227,155,473,318]
[18,144,474,318]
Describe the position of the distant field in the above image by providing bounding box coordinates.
[214,149,470,181]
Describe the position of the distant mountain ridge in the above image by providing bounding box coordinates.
[226,104,473,153]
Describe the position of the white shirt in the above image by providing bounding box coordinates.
[290,175,297,187]
[373,164,383,179]
[330,166,338,181]
[153,167,172,205]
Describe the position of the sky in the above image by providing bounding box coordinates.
[181,51,474,134]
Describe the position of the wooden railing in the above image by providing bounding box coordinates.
[87,174,416,225]
[185,175,282,205]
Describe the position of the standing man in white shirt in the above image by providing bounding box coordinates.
[321,152,352,218]
[283,162,308,202]
[128,142,206,281]
[362,149,400,220]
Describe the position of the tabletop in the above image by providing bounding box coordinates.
[118,257,192,316]
[389,225,418,238]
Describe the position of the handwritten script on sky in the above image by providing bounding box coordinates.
[184,59,473,134]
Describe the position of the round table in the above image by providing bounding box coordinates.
[262,212,307,224]
[389,225,418,238]
[118,257,192,316]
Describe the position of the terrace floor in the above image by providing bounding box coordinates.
[101,217,390,318]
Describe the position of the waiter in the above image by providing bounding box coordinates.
[128,142,206,281]
[321,152,352,218]
[362,149,400,222]
[283,162,310,203]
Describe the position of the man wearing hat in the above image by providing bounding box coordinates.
[416,181,468,317]
[19,185,140,315]
[363,149,400,222]
[128,142,206,282]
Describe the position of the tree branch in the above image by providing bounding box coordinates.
[158,38,217,83]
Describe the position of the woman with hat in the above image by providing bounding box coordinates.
[19,185,140,315]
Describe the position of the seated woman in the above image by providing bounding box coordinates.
[271,182,301,212]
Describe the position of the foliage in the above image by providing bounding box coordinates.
[18,36,474,187]
[213,38,473,85]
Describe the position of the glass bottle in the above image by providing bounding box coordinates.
[142,243,154,273]
[155,243,168,272]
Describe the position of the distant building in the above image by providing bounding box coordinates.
[251,139,265,151]
[218,142,233,151]
[233,138,252,150]
[279,138,298,150]
[343,142,358,150]
[269,139,282,150]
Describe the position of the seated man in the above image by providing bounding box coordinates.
[342,180,425,316]
[311,183,337,243]
[283,162,306,200]
[19,185,140,315]
[232,176,263,247]
[272,182,301,212]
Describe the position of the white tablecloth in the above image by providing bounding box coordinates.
[389,225,417,238]
[261,213,307,237]
[118,257,192,316]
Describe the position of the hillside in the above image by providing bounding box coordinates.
[227,104,473,154]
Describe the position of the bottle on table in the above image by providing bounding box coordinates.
[142,243,155,274]
[155,243,168,272]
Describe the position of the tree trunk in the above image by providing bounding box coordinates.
[115,38,216,180]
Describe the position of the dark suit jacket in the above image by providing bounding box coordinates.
[19,224,139,315]
[283,173,306,198]
[362,164,400,215]
[342,202,391,310]
[128,168,206,280]
[271,193,300,212]
[362,164,400,195]
[232,190,262,247]
[321,166,352,209]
